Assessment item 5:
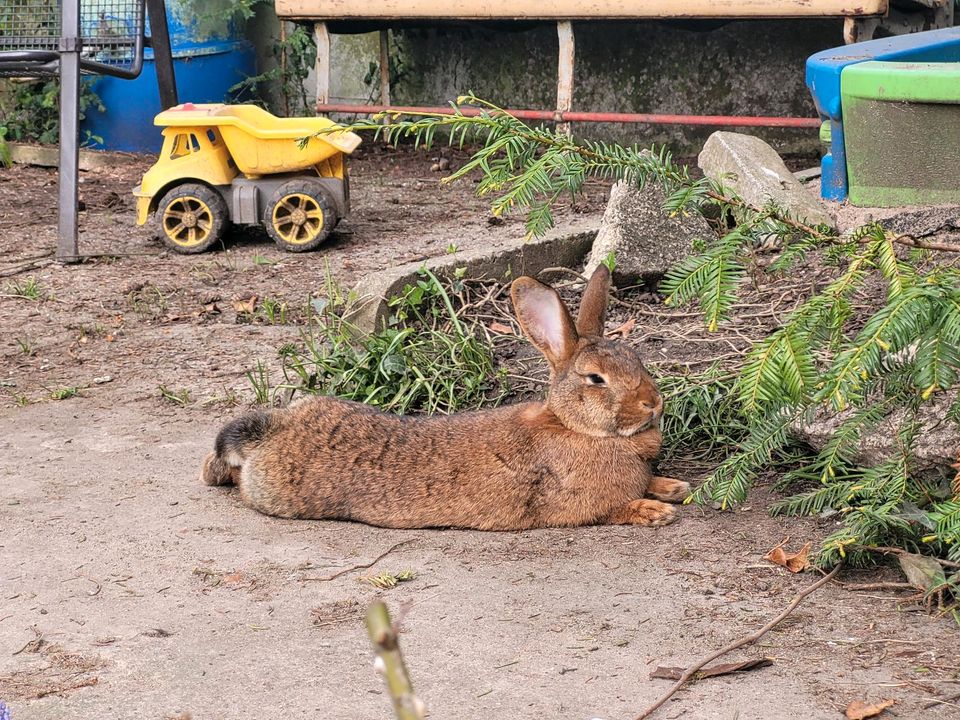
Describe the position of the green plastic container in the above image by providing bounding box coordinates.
[841,60,960,206]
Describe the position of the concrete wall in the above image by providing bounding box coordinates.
[389,19,844,152]
[247,16,847,153]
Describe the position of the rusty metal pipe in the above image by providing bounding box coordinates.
[315,103,822,128]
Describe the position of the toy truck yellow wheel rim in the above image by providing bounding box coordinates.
[264,180,337,252]
[163,196,214,247]
[271,193,324,245]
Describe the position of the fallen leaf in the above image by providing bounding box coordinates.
[488,321,514,335]
[764,540,812,573]
[182,303,221,320]
[650,657,772,680]
[897,552,945,592]
[232,294,257,314]
[845,698,895,719]
[606,317,636,339]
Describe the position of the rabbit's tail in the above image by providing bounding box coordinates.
[201,411,275,486]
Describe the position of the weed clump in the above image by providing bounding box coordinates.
[249,268,507,415]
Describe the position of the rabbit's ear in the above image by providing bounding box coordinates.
[511,277,578,368]
[576,265,610,338]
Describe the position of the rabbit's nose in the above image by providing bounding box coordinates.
[641,396,664,417]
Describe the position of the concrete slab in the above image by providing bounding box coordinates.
[7,143,138,172]
[346,221,597,333]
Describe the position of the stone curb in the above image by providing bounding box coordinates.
[6,142,138,171]
[345,221,598,333]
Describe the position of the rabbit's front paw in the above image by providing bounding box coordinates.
[608,499,677,527]
[647,476,691,503]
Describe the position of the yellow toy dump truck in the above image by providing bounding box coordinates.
[134,103,361,253]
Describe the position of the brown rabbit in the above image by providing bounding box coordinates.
[201,266,690,529]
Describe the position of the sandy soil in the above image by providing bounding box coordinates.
[1,146,958,720]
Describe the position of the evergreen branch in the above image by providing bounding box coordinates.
[660,253,716,308]
[771,479,862,518]
[738,334,785,414]
[820,286,932,410]
[692,408,796,509]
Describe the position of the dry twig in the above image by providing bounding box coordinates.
[302,540,413,582]
[854,545,960,569]
[634,564,842,719]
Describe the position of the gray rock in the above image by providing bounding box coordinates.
[795,392,959,473]
[346,221,597,333]
[793,166,822,184]
[880,205,960,238]
[583,180,713,287]
[698,131,835,229]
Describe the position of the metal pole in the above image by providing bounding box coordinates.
[313,103,823,128]
[57,0,81,262]
[146,0,178,108]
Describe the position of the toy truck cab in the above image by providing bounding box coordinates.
[133,103,361,253]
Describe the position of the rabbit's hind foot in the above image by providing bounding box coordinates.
[647,476,691,503]
[606,499,677,527]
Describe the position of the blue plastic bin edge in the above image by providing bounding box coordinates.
[806,27,960,202]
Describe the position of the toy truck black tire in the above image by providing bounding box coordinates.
[154,183,229,254]
[263,179,338,252]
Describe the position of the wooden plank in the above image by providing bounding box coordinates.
[556,21,574,136]
[379,30,391,107]
[278,0,887,20]
[314,21,330,106]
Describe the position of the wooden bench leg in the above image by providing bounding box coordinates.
[556,20,575,136]
[379,29,391,108]
[314,21,330,110]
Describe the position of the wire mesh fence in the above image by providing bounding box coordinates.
[0,0,144,74]
[0,1,61,52]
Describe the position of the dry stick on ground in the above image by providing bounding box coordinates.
[0,260,52,278]
[842,582,916,592]
[924,691,960,710]
[635,564,842,720]
[302,540,413,582]
[856,545,960,570]
[366,600,426,720]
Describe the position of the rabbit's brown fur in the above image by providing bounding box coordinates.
[201,267,689,529]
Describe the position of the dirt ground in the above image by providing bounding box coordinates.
[2,144,959,720]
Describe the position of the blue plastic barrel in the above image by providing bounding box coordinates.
[81,2,256,153]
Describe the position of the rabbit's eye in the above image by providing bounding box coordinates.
[585,373,607,386]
